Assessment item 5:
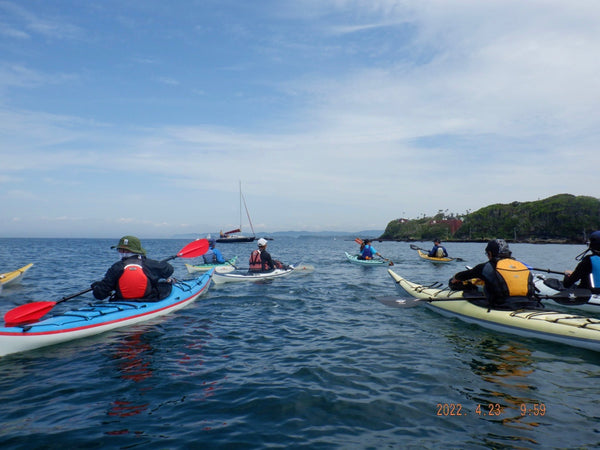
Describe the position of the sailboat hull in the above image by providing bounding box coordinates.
[216,236,255,243]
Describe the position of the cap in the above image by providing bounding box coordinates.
[485,239,511,258]
[433,238,441,244]
[111,235,146,255]
[257,238,268,247]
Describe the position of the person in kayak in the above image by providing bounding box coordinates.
[249,238,276,272]
[563,230,600,293]
[92,235,175,302]
[202,238,226,264]
[449,239,536,308]
[249,238,287,272]
[428,238,448,258]
[358,239,384,260]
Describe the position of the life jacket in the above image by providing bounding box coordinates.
[590,255,600,290]
[361,245,375,259]
[202,249,216,264]
[482,258,534,304]
[249,249,263,271]
[435,247,445,258]
[118,257,151,299]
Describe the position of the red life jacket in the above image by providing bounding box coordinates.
[249,249,263,272]
[118,262,151,299]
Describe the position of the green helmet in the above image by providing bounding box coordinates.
[111,235,146,255]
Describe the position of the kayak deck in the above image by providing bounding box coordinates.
[388,269,600,352]
[185,256,238,274]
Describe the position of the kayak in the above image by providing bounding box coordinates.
[416,249,453,264]
[0,271,213,358]
[212,266,295,284]
[0,263,34,287]
[534,274,600,312]
[387,269,600,353]
[185,256,238,274]
[345,252,387,266]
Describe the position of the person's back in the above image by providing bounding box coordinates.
[249,238,274,272]
[451,239,534,308]
[92,235,174,301]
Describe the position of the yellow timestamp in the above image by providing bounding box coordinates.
[435,403,547,417]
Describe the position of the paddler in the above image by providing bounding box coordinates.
[449,239,536,308]
[92,235,175,301]
[563,230,600,293]
[428,238,448,258]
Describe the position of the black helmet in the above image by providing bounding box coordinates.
[485,239,511,258]
[590,231,600,252]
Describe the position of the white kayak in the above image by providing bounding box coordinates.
[534,274,600,312]
[212,266,295,284]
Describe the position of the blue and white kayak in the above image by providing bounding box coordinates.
[345,252,388,266]
[0,271,213,358]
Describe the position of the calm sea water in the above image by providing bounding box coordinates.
[0,237,599,449]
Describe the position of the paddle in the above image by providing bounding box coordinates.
[530,267,565,275]
[378,287,592,309]
[4,239,210,327]
[355,238,394,266]
[409,243,464,262]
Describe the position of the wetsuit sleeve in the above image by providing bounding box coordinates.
[145,258,175,280]
[563,258,591,289]
[92,261,123,300]
[214,249,225,263]
[262,251,275,270]
[453,263,485,281]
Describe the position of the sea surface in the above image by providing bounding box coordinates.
[0,237,599,449]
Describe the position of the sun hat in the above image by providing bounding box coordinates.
[257,238,268,247]
[111,236,146,255]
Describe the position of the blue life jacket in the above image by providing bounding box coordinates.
[361,245,375,259]
[590,255,600,289]
[202,249,216,264]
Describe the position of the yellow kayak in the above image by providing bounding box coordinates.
[388,269,600,352]
[416,249,453,263]
[0,263,34,287]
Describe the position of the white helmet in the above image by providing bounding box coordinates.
[257,238,268,247]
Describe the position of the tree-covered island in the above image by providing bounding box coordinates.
[380,194,600,244]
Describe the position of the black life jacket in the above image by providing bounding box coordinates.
[482,258,534,304]
[118,257,152,299]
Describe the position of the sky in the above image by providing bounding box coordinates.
[1,0,599,238]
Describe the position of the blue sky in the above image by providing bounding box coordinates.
[1,1,599,238]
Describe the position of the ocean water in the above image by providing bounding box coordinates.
[0,237,599,449]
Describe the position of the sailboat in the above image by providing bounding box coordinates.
[217,182,257,243]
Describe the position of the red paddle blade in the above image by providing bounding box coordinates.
[177,239,209,259]
[4,301,57,327]
[355,238,363,245]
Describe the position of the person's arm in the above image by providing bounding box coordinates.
[428,246,437,257]
[563,258,591,288]
[453,263,484,282]
[92,262,122,299]
[214,249,225,263]
[145,258,174,280]
[443,247,448,257]
[263,251,275,270]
